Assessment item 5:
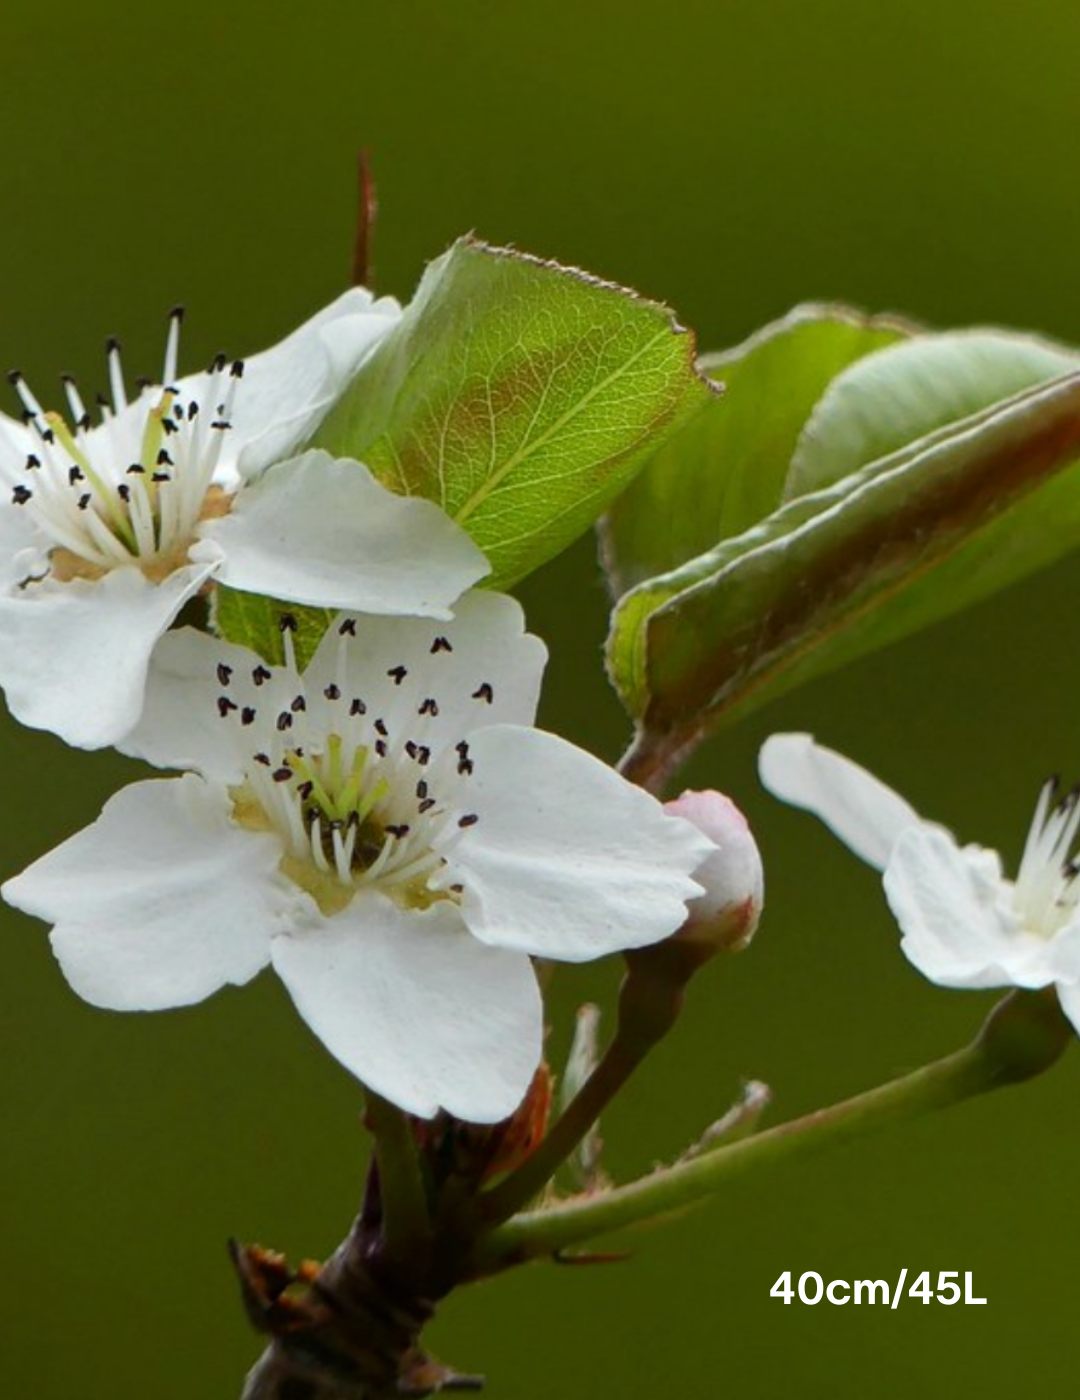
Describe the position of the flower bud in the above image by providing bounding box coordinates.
[664,790,764,959]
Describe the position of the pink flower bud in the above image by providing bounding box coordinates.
[664,790,764,954]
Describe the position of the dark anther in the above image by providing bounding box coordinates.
[449,883,464,894]
[127,462,146,474]
[173,403,184,419]
[458,814,479,828]
[77,493,91,510]
[68,466,84,485]
[374,718,389,737]
[217,697,238,717]
[276,712,294,732]
[291,696,306,713]
[386,823,410,839]
[11,485,31,505]
[230,359,245,378]
[25,454,40,469]
[117,484,131,502]
[272,767,293,783]
[241,707,256,726]
[472,682,494,703]
[419,798,436,814]
[430,636,452,653]
[106,336,122,354]
[417,746,431,766]
[387,664,408,685]
[324,683,341,701]
[278,613,298,633]
[416,780,429,799]
[253,752,271,766]
[252,665,272,686]
[6,369,22,384]
[188,400,199,418]
[169,305,185,322]
[78,413,92,430]
[375,739,388,758]
[211,420,231,431]
[349,698,367,717]
[298,781,314,801]
[151,471,170,483]
[39,427,55,444]
[162,418,179,435]
[458,757,474,776]
[405,741,418,759]
[217,663,233,686]
[338,618,357,636]
[419,697,439,717]
[157,449,173,466]
[211,352,228,373]
[456,740,470,755]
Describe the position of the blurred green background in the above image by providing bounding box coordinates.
[2,2,1079,1395]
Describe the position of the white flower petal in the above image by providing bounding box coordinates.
[196,450,489,616]
[118,626,267,780]
[0,561,214,748]
[1051,978,1080,1038]
[0,502,47,588]
[2,775,285,1009]
[759,732,923,871]
[306,588,548,745]
[884,825,1055,990]
[445,725,713,961]
[1048,912,1080,985]
[215,288,401,479]
[271,893,542,1122]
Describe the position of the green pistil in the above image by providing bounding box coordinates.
[44,410,136,548]
[325,732,345,798]
[291,740,391,837]
[289,752,337,818]
[139,391,174,482]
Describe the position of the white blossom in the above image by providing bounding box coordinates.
[4,593,714,1122]
[759,733,1080,1025]
[0,293,487,749]
[663,790,764,952]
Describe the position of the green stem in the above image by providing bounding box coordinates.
[616,726,678,794]
[482,1039,645,1224]
[473,990,1071,1272]
[365,1091,432,1265]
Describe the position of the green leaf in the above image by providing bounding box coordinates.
[601,303,911,596]
[213,585,333,669]
[609,369,1080,776]
[786,327,1080,498]
[311,237,714,589]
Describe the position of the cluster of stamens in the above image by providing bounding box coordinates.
[5,311,242,578]
[1013,776,1080,936]
[218,617,493,906]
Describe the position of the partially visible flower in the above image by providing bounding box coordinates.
[663,790,764,955]
[759,732,1080,1028]
[3,593,714,1123]
[0,293,487,749]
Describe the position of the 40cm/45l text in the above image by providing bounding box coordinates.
[771,1270,987,1307]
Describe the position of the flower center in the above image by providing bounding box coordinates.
[219,619,479,917]
[1012,777,1080,938]
[5,312,241,583]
